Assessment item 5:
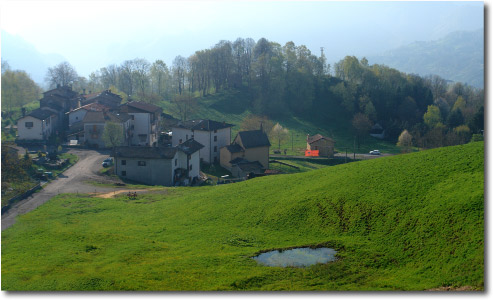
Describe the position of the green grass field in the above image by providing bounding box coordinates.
[1,142,483,291]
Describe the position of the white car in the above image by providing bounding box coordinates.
[369,150,381,155]
[102,158,113,167]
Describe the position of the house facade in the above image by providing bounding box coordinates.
[16,108,58,142]
[112,139,204,186]
[220,129,271,173]
[82,111,132,148]
[172,119,233,164]
[306,134,335,157]
[119,101,162,146]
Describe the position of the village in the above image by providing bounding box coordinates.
[14,85,339,187]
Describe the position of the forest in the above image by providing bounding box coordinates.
[1,37,484,150]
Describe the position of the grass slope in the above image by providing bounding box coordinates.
[160,89,401,155]
[1,142,483,291]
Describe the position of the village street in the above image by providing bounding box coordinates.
[2,148,123,231]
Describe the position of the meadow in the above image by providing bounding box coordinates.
[1,142,483,291]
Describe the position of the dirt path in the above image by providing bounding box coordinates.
[1,148,130,231]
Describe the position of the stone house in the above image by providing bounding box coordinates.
[306,134,335,157]
[220,129,271,175]
[172,119,233,164]
[112,139,204,186]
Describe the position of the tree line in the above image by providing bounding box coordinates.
[2,37,484,150]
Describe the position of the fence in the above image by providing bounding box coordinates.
[1,183,41,215]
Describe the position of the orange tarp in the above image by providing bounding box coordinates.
[305,150,319,157]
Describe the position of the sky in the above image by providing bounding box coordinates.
[0,0,485,78]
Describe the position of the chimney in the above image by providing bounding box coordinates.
[21,107,26,117]
[307,134,310,142]
[260,121,263,132]
[83,88,86,95]
[77,100,81,108]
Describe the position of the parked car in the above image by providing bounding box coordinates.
[369,150,381,155]
[102,158,113,168]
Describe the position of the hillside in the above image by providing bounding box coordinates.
[1,142,484,291]
[368,29,484,88]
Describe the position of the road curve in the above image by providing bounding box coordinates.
[2,149,123,231]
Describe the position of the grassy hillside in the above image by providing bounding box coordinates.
[1,142,483,291]
[160,89,401,155]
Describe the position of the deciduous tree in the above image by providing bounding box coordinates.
[397,129,413,153]
[45,61,78,88]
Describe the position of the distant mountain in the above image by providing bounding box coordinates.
[368,29,484,88]
[1,30,66,87]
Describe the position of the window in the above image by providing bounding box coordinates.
[122,160,126,165]
[138,134,147,143]
[25,122,33,128]
[214,136,217,142]
[186,134,188,140]
[214,129,217,133]
[138,161,146,166]
[175,159,177,166]
[76,116,78,120]
[131,115,135,120]
[214,146,217,152]
[121,171,126,176]
[179,139,182,144]
[189,164,193,171]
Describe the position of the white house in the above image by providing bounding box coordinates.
[119,101,162,147]
[172,119,233,164]
[16,108,58,142]
[112,139,204,186]
[67,102,109,134]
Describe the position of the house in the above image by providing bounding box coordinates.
[112,139,204,186]
[229,158,266,179]
[119,101,163,146]
[82,111,132,148]
[220,129,271,174]
[306,134,335,157]
[77,89,122,110]
[172,119,234,164]
[39,85,79,130]
[16,108,58,143]
[67,102,109,132]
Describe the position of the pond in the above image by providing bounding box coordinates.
[253,247,337,267]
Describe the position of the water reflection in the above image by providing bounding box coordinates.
[253,247,337,267]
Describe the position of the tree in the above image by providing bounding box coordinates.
[45,61,78,88]
[1,69,41,115]
[169,93,197,121]
[423,105,442,128]
[102,122,124,148]
[397,130,413,153]
[453,125,471,145]
[351,113,373,149]
[240,114,274,133]
[270,123,289,150]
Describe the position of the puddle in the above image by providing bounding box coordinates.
[253,247,337,267]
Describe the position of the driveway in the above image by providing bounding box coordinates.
[2,148,126,231]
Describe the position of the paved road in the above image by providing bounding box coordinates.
[2,148,125,231]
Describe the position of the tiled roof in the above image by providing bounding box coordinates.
[82,111,105,123]
[113,146,178,159]
[173,119,234,131]
[113,140,203,159]
[224,144,244,153]
[237,130,271,148]
[232,159,265,172]
[307,134,334,144]
[123,101,162,113]
[82,111,131,123]
[176,139,204,155]
[69,102,108,113]
[26,108,56,120]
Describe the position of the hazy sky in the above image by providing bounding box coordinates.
[0,0,485,77]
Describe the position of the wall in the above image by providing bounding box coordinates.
[129,113,151,146]
[172,127,231,164]
[84,123,105,148]
[244,146,270,169]
[116,156,174,186]
[68,109,87,126]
